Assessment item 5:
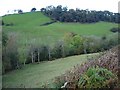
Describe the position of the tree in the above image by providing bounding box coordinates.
[13,9,17,13]
[2,34,19,73]
[2,32,8,74]
[70,35,84,54]
[2,32,8,46]
[52,41,62,58]
[18,48,26,66]
[37,47,40,62]
[18,9,23,14]
[41,5,120,23]
[63,32,76,56]
[7,35,19,69]
[41,8,46,12]
[29,43,36,63]
[18,41,29,66]
[47,45,51,60]
[31,8,36,12]
[61,40,65,58]
[36,44,42,63]
[2,20,4,25]
[63,32,84,55]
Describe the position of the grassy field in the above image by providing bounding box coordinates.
[3,53,99,88]
[3,12,118,47]
[2,12,118,88]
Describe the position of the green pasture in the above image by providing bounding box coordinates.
[3,53,98,88]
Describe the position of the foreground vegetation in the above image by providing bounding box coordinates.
[46,45,119,89]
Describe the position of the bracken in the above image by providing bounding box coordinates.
[49,45,119,89]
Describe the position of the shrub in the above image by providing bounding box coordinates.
[78,66,118,88]
[39,45,50,61]
[52,40,65,59]
[5,23,14,26]
[2,31,8,47]
[50,45,119,88]
[2,34,19,73]
[63,33,84,55]
[40,21,56,26]
[110,28,120,33]
[53,76,66,88]
[85,37,100,53]
[71,35,84,54]
[18,47,29,66]
[2,20,4,25]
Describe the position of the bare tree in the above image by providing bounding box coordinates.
[47,45,51,60]
[31,48,34,63]
[60,40,65,58]
[46,36,52,60]
[37,47,40,62]
[36,44,41,63]
[83,41,87,54]
[29,43,35,63]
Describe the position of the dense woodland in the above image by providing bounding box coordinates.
[41,5,120,23]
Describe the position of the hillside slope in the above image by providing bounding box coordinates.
[2,12,118,46]
[2,53,98,88]
[3,12,52,26]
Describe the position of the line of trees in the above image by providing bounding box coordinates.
[41,5,120,23]
[2,32,119,74]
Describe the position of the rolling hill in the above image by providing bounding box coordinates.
[2,11,119,89]
[2,11,118,47]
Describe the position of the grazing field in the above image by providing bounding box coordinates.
[2,53,98,88]
[3,12,118,47]
[2,11,119,88]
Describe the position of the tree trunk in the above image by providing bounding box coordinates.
[24,59,26,66]
[62,44,65,58]
[37,49,40,62]
[83,42,87,54]
[84,47,87,54]
[16,61,19,69]
[48,47,51,60]
[31,52,34,63]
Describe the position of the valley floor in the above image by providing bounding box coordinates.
[2,53,98,88]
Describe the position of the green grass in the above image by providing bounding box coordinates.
[3,12,118,47]
[2,12,118,88]
[3,53,98,88]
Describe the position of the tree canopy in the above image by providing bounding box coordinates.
[18,9,23,14]
[41,5,120,23]
[31,8,36,12]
